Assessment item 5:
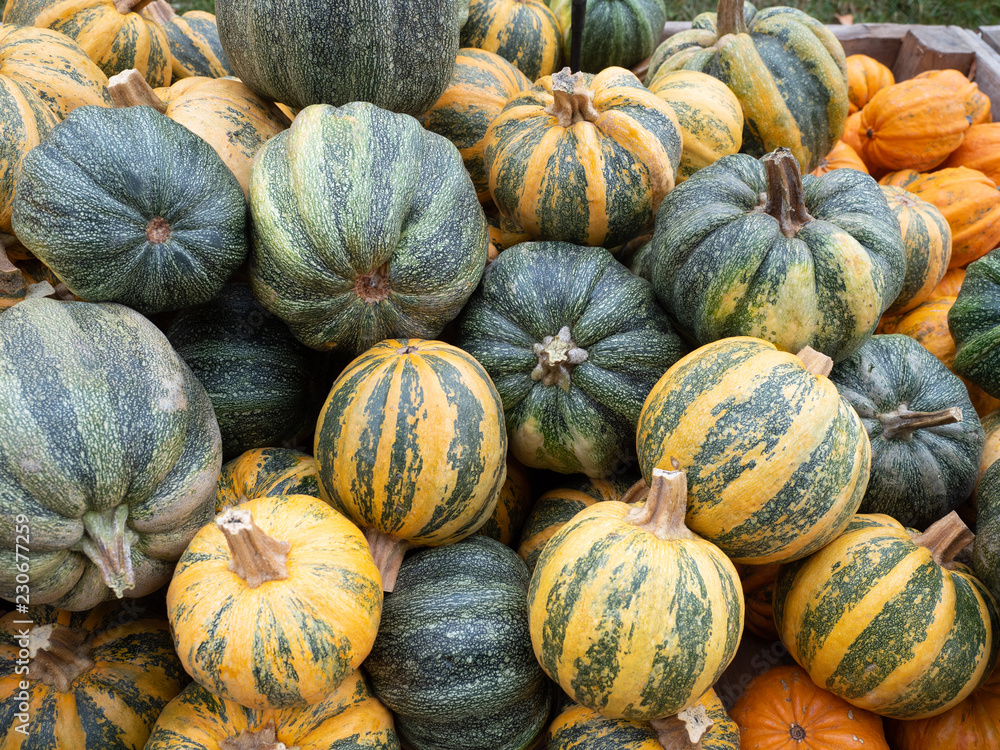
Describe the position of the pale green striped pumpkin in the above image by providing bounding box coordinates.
[949,249,1000,398]
[774,513,1000,720]
[549,0,666,74]
[461,0,562,81]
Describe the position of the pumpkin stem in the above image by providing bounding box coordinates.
[795,346,833,378]
[107,69,168,114]
[115,0,157,15]
[79,505,137,598]
[650,703,715,748]
[354,264,391,303]
[761,148,813,238]
[716,0,749,37]
[0,237,18,276]
[626,461,697,541]
[911,510,975,568]
[220,719,300,750]
[146,217,171,244]
[217,508,291,588]
[545,67,600,128]
[27,624,95,693]
[531,326,589,392]
[141,0,177,23]
[363,528,411,593]
[880,405,963,440]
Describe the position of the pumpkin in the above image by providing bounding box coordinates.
[3,0,171,87]
[943,123,1000,184]
[215,0,461,114]
[0,24,110,120]
[0,601,188,750]
[166,494,383,709]
[915,68,992,126]
[738,562,781,640]
[980,410,1000,486]
[484,200,532,252]
[975,459,1000,605]
[419,48,532,203]
[144,668,399,750]
[828,334,984,529]
[550,0,666,74]
[483,66,682,248]
[881,185,952,315]
[365,536,551,750]
[141,0,232,79]
[810,140,868,176]
[730,665,890,749]
[11,105,247,316]
[216,447,321,513]
[936,267,967,298]
[857,79,970,174]
[950,250,1000,398]
[0,299,221,611]
[646,69,744,183]
[109,68,290,197]
[477,456,532,547]
[249,102,488,355]
[841,109,864,156]
[455,242,686,477]
[647,147,906,363]
[643,0,848,173]
[460,0,562,81]
[774,512,1000,719]
[846,53,894,115]
[547,689,739,750]
[636,338,871,564]
[314,339,507,591]
[517,472,639,573]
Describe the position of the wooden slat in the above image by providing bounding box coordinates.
[955,27,1000,121]
[980,26,1000,56]
[891,26,976,80]
[829,23,909,65]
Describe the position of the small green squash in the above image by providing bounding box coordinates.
[11,105,247,316]
[549,0,666,74]
[950,249,1000,398]
[141,0,233,79]
[456,242,686,477]
[365,535,551,750]
[0,299,222,611]
[460,0,562,81]
[216,447,321,513]
[975,459,1000,606]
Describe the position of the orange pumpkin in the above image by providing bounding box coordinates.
[737,563,781,640]
[841,109,864,157]
[934,267,966,298]
[846,54,894,115]
[943,123,1000,185]
[915,68,991,125]
[809,140,868,176]
[730,665,890,749]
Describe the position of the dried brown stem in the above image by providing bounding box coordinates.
[115,0,157,15]
[107,69,168,113]
[760,148,813,237]
[911,511,975,568]
[880,405,962,440]
[220,719,300,750]
[531,326,589,392]
[363,528,411,593]
[28,624,94,693]
[716,0,749,37]
[626,461,696,541]
[545,67,600,128]
[650,703,715,748]
[141,0,177,23]
[217,508,291,588]
[796,346,833,378]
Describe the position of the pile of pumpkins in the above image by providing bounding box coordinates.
[1,0,1000,748]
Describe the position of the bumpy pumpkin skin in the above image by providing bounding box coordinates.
[550,0,666,74]
[846,53,894,115]
[215,0,460,114]
[944,123,1000,185]
[141,0,232,79]
[11,105,247,316]
[0,602,189,750]
[976,460,1000,607]
[460,0,561,81]
[144,668,400,750]
[950,250,1000,398]
[774,514,1000,720]
[249,102,488,356]
[476,456,532,547]
[215,447,321,513]
[0,299,222,612]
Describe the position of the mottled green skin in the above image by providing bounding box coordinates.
[166,283,320,461]
[0,299,222,612]
[460,0,561,82]
[161,12,233,78]
[549,0,665,73]
[365,536,551,750]
[829,335,984,530]
[0,74,56,232]
[648,153,905,362]
[976,460,1000,607]
[215,0,460,113]
[456,242,686,477]
[644,4,752,85]
[11,105,247,316]
[249,103,488,356]
[950,249,1000,398]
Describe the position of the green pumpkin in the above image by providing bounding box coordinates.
[455,241,686,477]
[648,147,905,363]
[166,283,321,461]
[249,102,488,356]
[460,0,562,82]
[644,0,847,173]
[976,459,1000,606]
[215,0,461,114]
[950,249,1000,398]
[11,105,247,316]
[142,0,234,79]
[0,299,222,611]
[549,0,666,74]
[829,334,985,530]
[364,535,551,750]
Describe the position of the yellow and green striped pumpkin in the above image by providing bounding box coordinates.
[528,467,744,721]
[460,0,562,82]
[141,0,232,80]
[314,339,507,591]
[215,447,321,513]
[774,512,1000,719]
[166,494,383,710]
[3,0,172,87]
[0,601,188,750]
[484,66,682,249]
[477,456,532,547]
[144,668,399,750]
[636,336,871,564]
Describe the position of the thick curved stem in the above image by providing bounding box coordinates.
[760,148,813,238]
[911,511,975,568]
[531,326,589,392]
[363,528,411,593]
[79,505,136,598]
[716,0,749,37]
[880,405,962,440]
[141,0,177,23]
[626,461,696,541]
[795,346,833,378]
[107,69,168,113]
[217,508,291,588]
[28,624,94,693]
[220,719,300,750]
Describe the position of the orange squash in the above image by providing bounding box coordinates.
[810,140,868,176]
[943,123,1000,185]
[934,267,966,298]
[915,68,992,125]
[841,109,864,157]
[846,54,894,115]
[737,562,781,640]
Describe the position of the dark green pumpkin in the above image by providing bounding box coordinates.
[166,283,321,461]
[549,0,666,74]
[0,299,222,611]
[950,249,1000,398]
[11,105,247,316]
[142,0,234,79]
[364,535,551,750]
[829,334,985,530]
[455,241,686,477]
[976,459,1000,606]
[215,0,462,114]
[648,147,905,363]
[249,102,488,356]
